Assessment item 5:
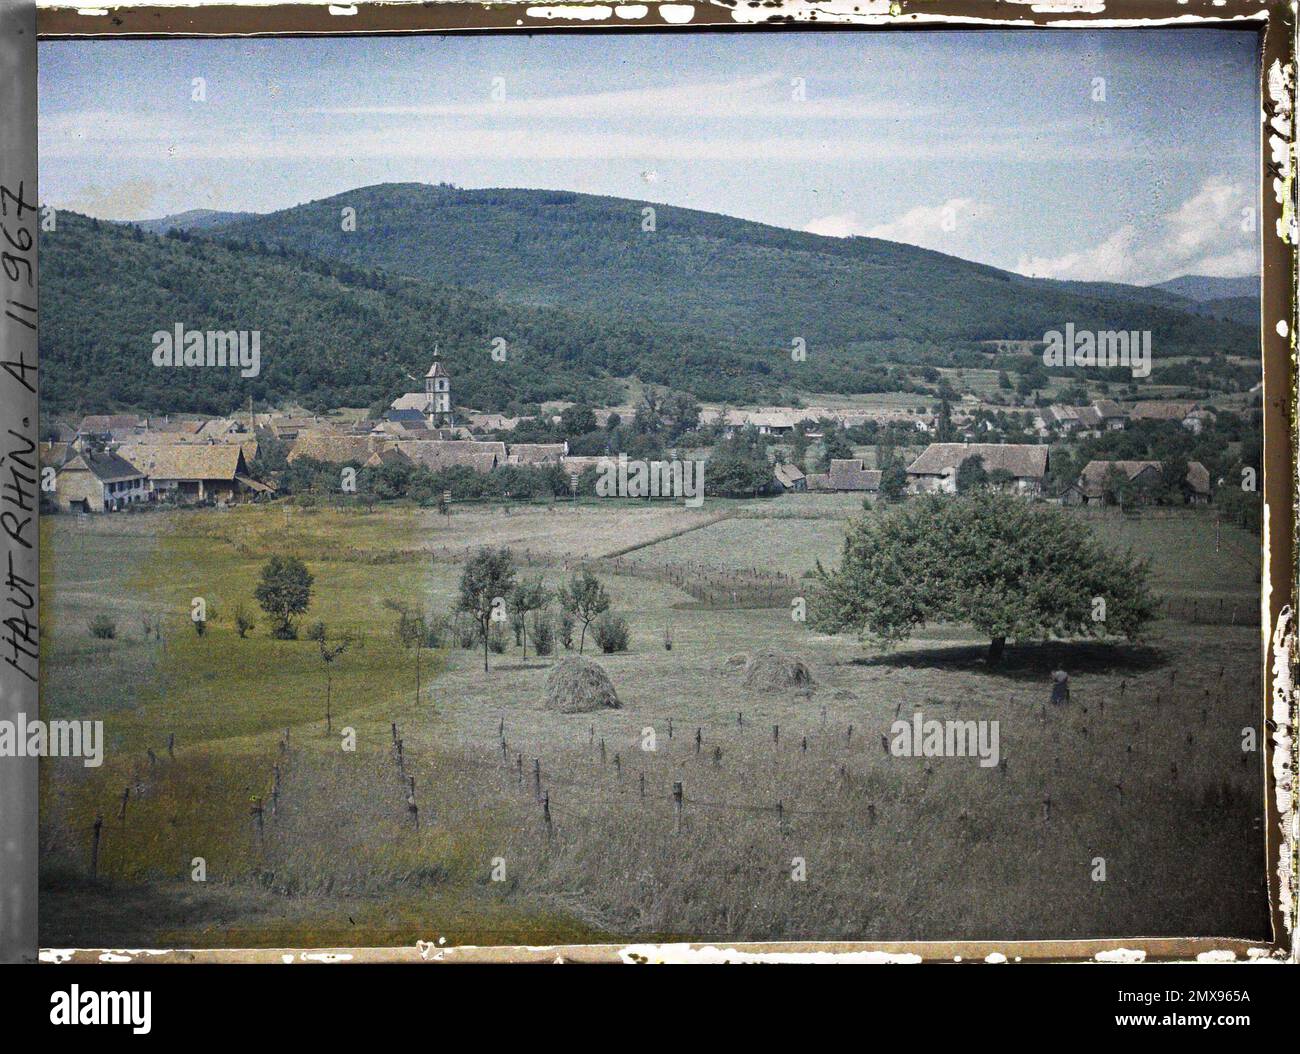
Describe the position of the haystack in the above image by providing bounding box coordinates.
[544,656,621,713]
[742,650,816,692]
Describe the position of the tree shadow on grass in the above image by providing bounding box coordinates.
[847,639,1169,682]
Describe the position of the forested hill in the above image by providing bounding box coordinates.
[212,182,1257,358]
[41,212,794,415]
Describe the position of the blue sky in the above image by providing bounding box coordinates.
[38,29,1260,285]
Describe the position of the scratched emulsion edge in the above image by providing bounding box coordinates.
[0,0,39,967]
[28,0,1300,965]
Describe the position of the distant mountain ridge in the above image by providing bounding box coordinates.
[40,211,720,414]
[1152,274,1258,301]
[132,208,258,235]
[209,183,1256,361]
[39,186,1263,416]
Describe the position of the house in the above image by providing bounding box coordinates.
[906,443,1049,495]
[42,419,80,444]
[287,434,388,465]
[53,451,149,513]
[463,411,523,433]
[77,414,145,442]
[383,409,428,428]
[1185,461,1212,504]
[1062,459,1213,507]
[561,455,614,479]
[773,462,807,492]
[747,411,799,437]
[1033,405,1104,438]
[824,459,881,493]
[394,439,505,474]
[1092,399,1128,431]
[1128,400,1211,433]
[120,444,267,504]
[506,442,569,466]
[260,416,338,443]
[364,447,413,470]
[39,441,72,472]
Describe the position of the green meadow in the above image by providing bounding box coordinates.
[38,498,1269,947]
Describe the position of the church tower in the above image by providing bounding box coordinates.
[424,344,451,426]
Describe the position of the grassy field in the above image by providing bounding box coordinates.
[38,497,1269,947]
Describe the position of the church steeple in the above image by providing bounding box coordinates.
[424,343,451,425]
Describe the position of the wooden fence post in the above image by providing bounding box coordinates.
[251,796,264,844]
[118,786,130,826]
[407,775,419,832]
[772,724,779,746]
[516,753,523,786]
[673,781,683,832]
[167,732,175,759]
[695,728,702,755]
[90,815,103,878]
[532,758,542,803]
[542,793,552,839]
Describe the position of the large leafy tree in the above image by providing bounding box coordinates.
[813,492,1156,663]
[254,555,315,640]
[458,547,518,672]
[705,427,773,498]
[817,426,855,470]
[955,453,988,494]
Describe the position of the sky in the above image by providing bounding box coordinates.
[38,28,1261,286]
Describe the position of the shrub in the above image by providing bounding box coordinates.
[425,613,448,649]
[487,624,507,654]
[532,611,555,656]
[455,614,478,649]
[234,603,255,639]
[305,621,327,643]
[592,612,630,654]
[88,614,116,640]
[559,611,575,650]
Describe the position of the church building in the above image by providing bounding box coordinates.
[390,345,454,428]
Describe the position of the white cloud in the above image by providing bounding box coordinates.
[804,211,861,238]
[1015,177,1258,283]
[865,198,981,246]
[1017,225,1139,282]
[806,198,986,252]
[302,75,938,123]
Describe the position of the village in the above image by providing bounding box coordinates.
[41,345,1229,514]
